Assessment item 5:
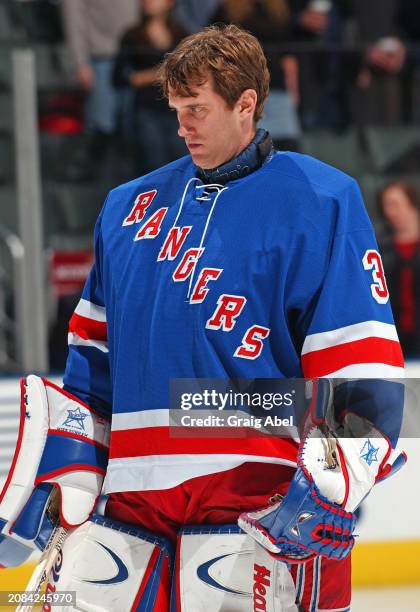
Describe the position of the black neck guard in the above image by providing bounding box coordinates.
[196,129,274,185]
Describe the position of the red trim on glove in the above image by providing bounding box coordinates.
[336,443,350,509]
[0,379,28,505]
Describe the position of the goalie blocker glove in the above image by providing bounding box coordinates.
[0,376,110,568]
[239,411,407,563]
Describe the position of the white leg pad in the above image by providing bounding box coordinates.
[44,515,173,611]
[174,525,298,611]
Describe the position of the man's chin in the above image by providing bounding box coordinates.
[188,148,214,169]
[190,147,237,171]
[190,151,207,167]
[191,155,220,171]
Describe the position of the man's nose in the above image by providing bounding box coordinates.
[177,114,192,138]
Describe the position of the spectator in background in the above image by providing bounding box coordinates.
[350,0,407,125]
[378,181,420,357]
[352,0,406,75]
[113,0,188,174]
[291,0,333,37]
[288,0,353,131]
[60,0,139,178]
[210,0,301,150]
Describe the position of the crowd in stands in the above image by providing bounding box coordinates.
[1,0,420,367]
[26,0,420,174]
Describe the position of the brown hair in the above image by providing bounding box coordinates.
[377,180,420,220]
[158,24,270,122]
[222,0,289,26]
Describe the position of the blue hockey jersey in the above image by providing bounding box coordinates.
[63,151,404,494]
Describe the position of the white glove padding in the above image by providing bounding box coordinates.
[303,413,407,512]
[0,376,110,566]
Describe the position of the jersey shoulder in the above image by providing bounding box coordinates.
[262,151,371,231]
[104,155,195,212]
[265,151,357,197]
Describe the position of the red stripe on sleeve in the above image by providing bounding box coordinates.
[69,312,107,341]
[301,337,404,377]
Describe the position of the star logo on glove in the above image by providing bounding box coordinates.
[360,439,379,466]
[63,407,88,431]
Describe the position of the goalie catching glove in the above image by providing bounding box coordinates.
[239,410,407,563]
[0,375,110,567]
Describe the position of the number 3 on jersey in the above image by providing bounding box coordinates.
[363,250,389,304]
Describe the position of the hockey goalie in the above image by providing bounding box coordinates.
[0,22,407,612]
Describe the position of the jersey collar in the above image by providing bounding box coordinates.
[196,129,274,185]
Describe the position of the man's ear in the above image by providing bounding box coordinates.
[237,89,257,120]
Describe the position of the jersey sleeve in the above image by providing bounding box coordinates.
[299,179,405,379]
[63,207,112,416]
[295,178,405,448]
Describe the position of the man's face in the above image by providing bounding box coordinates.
[168,77,254,170]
